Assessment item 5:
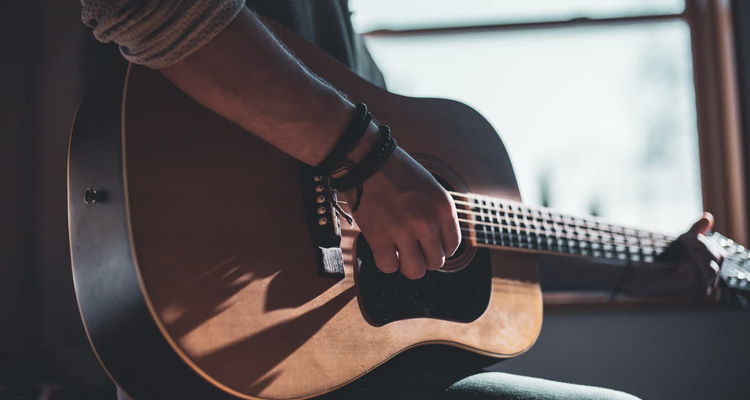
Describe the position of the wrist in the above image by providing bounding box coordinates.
[308,100,357,166]
[328,123,398,212]
[345,122,381,164]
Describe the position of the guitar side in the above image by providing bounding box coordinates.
[68,19,543,400]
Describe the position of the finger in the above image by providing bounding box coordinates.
[369,240,399,274]
[419,234,445,271]
[397,240,426,280]
[686,237,722,291]
[689,212,714,235]
[441,216,461,258]
[710,260,722,295]
[696,234,725,263]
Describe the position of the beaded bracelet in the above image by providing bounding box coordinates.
[329,124,398,212]
[317,103,371,173]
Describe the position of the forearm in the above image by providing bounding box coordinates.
[159,8,376,166]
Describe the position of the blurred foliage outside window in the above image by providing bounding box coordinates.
[351,0,700,235]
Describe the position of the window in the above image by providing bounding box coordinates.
[351,0,703,236]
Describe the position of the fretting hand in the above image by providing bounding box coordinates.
[654,212,725,296]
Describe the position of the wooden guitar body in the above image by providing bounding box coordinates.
[68,20,542,400]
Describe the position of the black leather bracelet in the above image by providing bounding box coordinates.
[316,103,371,173]
[329,124,397,211]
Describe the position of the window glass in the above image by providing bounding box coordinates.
[350,0,685,32]
[362,21,701,235]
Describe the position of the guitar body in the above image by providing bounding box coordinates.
[68,20,542,400]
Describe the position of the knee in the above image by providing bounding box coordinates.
[442,372,641,400]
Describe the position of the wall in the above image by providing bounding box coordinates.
[495,307,750,399]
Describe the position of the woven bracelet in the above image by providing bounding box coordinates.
[317,103,372,174]
[329,124,398,211]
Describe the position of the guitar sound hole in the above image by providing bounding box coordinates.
[356,235,492,326]
[431,172,476,270]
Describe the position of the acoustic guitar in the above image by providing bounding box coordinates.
[67,18,750,400]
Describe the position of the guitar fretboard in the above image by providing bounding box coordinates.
[451,192,676,263]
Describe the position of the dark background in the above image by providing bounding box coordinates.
[1,1,750,399]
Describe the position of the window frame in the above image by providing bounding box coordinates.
[358,0,748,306]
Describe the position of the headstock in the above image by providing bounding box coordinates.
[711,232,750,308]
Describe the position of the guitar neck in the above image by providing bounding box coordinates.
[451,191,676,264]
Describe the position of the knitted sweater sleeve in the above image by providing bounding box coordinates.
[80,0,246,68]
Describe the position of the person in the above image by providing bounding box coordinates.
[80,1,724,399]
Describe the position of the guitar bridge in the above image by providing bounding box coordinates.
[302,165,345,277]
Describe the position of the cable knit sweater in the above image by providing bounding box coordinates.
[80,0,246,68]
[80,0,386,86]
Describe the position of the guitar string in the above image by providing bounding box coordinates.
[454,207,670,244]
[453,209,671,247]
[450,192,666,240]
[449,192,676,243]
[345,189,670,245]
[450,190,654,234]
[454,218,668,253]
[456,227,664,262]
[453,204,670,250]
[451,198,647,240]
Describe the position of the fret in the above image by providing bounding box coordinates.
[540,209,553,252]
[540,209,551,251]
[510,204,521,248]
[590,221,603,255]
[550,211,563,253]
[580,217,594,256]
[626,231,640,262]
[532,209,547,249]
[557,212,567,254]
[524,205,534,249]
[570,217,581,254]
[578,220,591,256]
[560,215,570,253]
[452,192,674,265]
[501,202,511,246]
[613,227,626,245]
[503,202,513,245]
[598,221,612,242]
[521,205,534,249]
[492,199,505,245]
[491,199,502,247]
[519,205,530,248]
[480,200,492,243]
[562,215,580,254]
[472,198,485,244]
[572,216,584,254]
[642,231,657,263]
[484,200,499,244]
[634,230,647,262]
[516,207,524,248]
[598,222,613,257]
[512,204,523,247]
[489,200,499,245]
[522,206,532,249]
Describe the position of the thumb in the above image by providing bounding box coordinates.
[688,212,714,235]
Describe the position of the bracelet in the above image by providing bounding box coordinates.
[329,124,398,211]
[317,103,372,173]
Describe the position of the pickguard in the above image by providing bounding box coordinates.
[356,235,492,325]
